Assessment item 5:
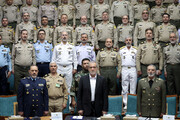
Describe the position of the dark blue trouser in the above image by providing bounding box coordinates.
[0,66,8,95]
[37,62,50,77]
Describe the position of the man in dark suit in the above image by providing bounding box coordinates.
[137,64,166,118]
[77,62,108,117]
[17,65,49,117]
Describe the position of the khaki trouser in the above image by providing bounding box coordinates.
[48,97,64,115]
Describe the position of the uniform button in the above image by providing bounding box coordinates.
[32,104,34,106]
[148,99,150,101]
[32,89,34,91]
[153,94,155,95]
[36,89,38,91]
[32,94,34,96]
[32,99,34,101]
[36,100,38,102]
[152,99,154,101]
[36,94,38,96]
[148,104,150,106]
[36,105,38,107]
[152,104,154,106]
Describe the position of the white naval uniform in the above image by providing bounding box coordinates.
[119,46,137,108]
[52,42,78,93]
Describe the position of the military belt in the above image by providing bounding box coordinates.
[37,62,50,65]
[49,96,63,100]
[100,66,116,69]
[167,63,180,65]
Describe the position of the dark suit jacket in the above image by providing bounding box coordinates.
[77,74,108,117]
[17,77,48,117]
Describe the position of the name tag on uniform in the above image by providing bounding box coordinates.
[58,80,62,82]
[38,84,44,87]
[25,84,30,87]
[56,83,60,88]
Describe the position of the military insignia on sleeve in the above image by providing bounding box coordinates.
[37,50,39,53]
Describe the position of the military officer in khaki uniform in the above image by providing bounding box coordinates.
[74,16,96,46]
[133,10,156,46]
[116,15,134,49]
[57,0,75,26]
[136,28,163,78]
[37,16,54,43]
[15,12,37,43]
[151,0,167,26]
[163,33,180,95]
[75,0,91,26]
[0,0,5,6]
[2,0,20,29]
[40,0,61,6]
[91,0,111,28]
[44,62,68,114]
[22,0,42,7]
[19,0,38,25]
[155,13,178,48]
[163,0,173,7]
[0,17,15,51]
[53,14,74,46]
[133,0,150,26]
[13,0,23,7]
[0,6,2,26]
[167,0,180,29]
[137,65,166,117]
[96,38,121,95]
[111,0,133,27]
[95,11,117,49]
[12,29,36,93]
[38,0,58,27]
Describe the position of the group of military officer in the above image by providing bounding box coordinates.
[0,0,180,118]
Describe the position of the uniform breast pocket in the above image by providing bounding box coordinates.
[1,51,8,58]
[176,51,180,59]
[44,46,50,52]
[131,53,136,59]
[17,48,23,54]
[35,48,40,54]
[111,56,116,62]
[141,48,147,54]
[153,48,158,55]
[68,50,73,55]
[170,8,173,13]
[100,53,106,61]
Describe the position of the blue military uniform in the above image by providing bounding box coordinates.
[34,40,53,77]
[0,45,12,95]
[17,77,48,117]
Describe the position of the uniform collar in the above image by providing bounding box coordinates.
[104,47,113,52]
[37,40,47,44]
[148,77,155,82]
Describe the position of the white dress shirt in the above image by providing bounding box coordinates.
[89,74,97,102]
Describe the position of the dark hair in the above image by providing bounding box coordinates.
[38,29,46,35]
[82,58,90,64]
[21,29,28,34]
[145,28,153,33]
[162,13,170,18]
[42,16,48,19]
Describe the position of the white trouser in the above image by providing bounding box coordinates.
[121,66,137,107]
[57,64,73,93]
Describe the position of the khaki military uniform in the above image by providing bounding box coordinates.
[133,20,156,46]
[145,0,156,8]
[137,77,166,117]
[133,2,150,25]
[0,0,5,6]
[75,2,91,26]
[116,23,134,48]
[91,3,110,27]
[13,0,23,6]
[44,73,68,113]
[57,4,75,26]
[73,24,96,46]
[19,4,38,24]
[53,24,74,46]
[163,0,173,7]
[167,3,180,29]
[2,4,19,29]
[95,21,117,49]
[151,5,167,26]
[70,69,89,97]
[12,41,36,93]
[38,3,58,26]
[37,25,54,43]
[23,0,42,7]
[127,0,138,6]
[15,21,37,43]
[111,0,133,26]
[163,43,180,95]
[0,26,15,50]
[96,47,121,95]
[40,0,61,6]
[155,23,178,47]
[136,41,163,78]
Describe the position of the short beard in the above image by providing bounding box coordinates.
[148,73,155,77]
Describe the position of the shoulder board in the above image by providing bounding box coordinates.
[44,74,49,77]
[51,26,53,28]
[158,78,163,81]
[59,74,64,78]
[90,43,93,46]
[8,26,12,29]
[113,48,117,51]
[69,42,74,45]
[166,43,169,46]
[132,46,137,49]
[47,41,52,44]
[33,5,37,7]
[37,26,41,29]
[120,46,125,50]
[4,45,8,48]
[140,78,145,81]
[100,48,104,51]
[140,41,144,44]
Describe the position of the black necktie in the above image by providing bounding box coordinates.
[149,80,153,88]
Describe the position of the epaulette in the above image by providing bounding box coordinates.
[166,43,169,46]
[4,45,8,48]
[47,41,52,44]
[140,41,144,44]
[33,5,37,7]
[69,42,74,45]
[179,43,180,45]
[158,78,163,81]
[44,74,49,77]
[120,46,125,50]
[59,74,64,78]
[100,48,104,51]
[132,46,137,49]
[37,26,41,29]
[113,48,117,51]
[51,26,53,28]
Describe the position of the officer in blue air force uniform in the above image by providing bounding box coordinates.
[17,65,49,117]
[34,29,53,77]
[0,35,12,95]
